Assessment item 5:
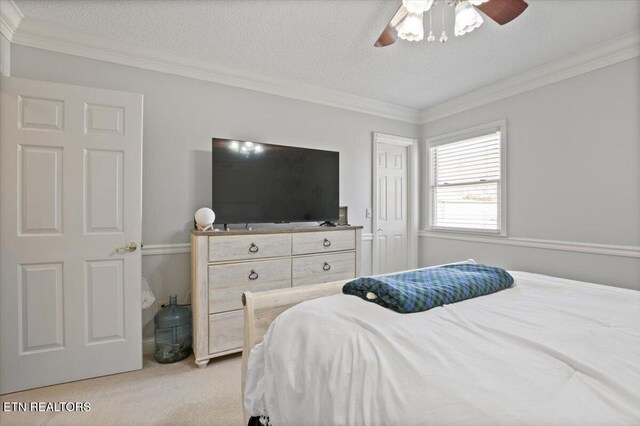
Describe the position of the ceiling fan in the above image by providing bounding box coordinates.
[375,0,528,47]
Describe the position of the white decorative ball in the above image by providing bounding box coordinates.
[195,207,215,229]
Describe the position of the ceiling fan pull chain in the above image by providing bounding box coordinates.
[427,7,435,42]
[440,4,448,43]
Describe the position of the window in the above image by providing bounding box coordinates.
[428,121,506,235]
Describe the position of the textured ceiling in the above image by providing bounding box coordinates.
[13,0,640,109]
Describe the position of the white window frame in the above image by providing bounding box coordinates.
[425,119,507,237]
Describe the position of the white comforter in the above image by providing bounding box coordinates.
[244,271,640,426]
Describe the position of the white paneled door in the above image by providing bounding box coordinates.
[0,77,143,394]
[374,140,409,274]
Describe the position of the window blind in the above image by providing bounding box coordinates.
[430,132,502,232]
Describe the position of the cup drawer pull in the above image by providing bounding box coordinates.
[323,262,331,271]
[249,243,259,253]
[323,238,331,247]
[249,270,259,280]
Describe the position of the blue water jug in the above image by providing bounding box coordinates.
[154,295,192,363]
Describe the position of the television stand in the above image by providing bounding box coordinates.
[318,221,337,227]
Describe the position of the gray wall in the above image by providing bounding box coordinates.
[420,58,640,290]
[10,45,417,339]
[8,45,639,343]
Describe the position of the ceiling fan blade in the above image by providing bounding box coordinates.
[477,0,528,25]
[374,5,408,47]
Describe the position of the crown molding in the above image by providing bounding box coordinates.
[5,4,638,126]
[0,0,23,41]
[419,30,640,124]
[10,17,419,123]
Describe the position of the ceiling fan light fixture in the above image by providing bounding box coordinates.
[402,0,434,14]
[454,1,484,36]
[374,0,528,47]
[468,0,490,5]
[398,12,425,42]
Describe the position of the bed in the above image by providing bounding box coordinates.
[241,260,640,425]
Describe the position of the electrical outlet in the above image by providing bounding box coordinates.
[365,208,372,218]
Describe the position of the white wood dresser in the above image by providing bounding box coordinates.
[191,226,362,367]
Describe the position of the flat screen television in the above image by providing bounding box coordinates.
[212,138,339,225]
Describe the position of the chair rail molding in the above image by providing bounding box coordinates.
[142,234,375,256]
[419,30,640,124]
[141,243,191,256]
[419,231,640,259]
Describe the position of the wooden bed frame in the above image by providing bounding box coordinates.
[240,259,477,421]
[240,279,350,400]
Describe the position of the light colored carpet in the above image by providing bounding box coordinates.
[0,354,244,426]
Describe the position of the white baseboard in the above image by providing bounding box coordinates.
[143,337,155,355]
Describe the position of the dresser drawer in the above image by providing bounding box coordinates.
[292,230,355,255]
[209,234,291,262]
[209,310,243,354]
[208,259,291,313]
[292,252,356,287]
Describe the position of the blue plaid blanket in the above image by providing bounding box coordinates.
[342,264,514,313]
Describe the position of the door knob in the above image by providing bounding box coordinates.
[377,228,384,232]
[115,242,137,253]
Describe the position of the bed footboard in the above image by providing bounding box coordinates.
[240,280,348,417]
[240,259,477,422]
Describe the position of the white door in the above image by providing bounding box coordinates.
[374,141,409,274]
[0,76,143,394]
